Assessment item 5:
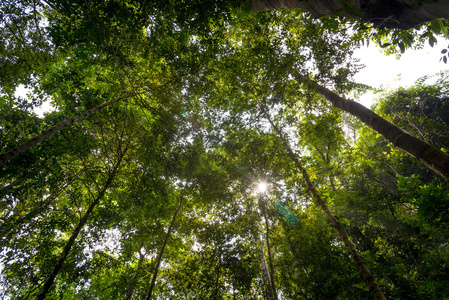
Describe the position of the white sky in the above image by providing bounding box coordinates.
[353,36,449,108]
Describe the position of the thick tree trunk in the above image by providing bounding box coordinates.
[145,198,183,300]
[0,90,135,167]
[34,154,125,300]
[295,74,449,182]
[262,105,386,300]
[246,0,449,29]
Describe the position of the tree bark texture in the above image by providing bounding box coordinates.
[295,74,449,182]
[0,90,135,167]
[262,105,386,300]
[246,0,449,29]
[146,197,183,300]
[35,154,125,300]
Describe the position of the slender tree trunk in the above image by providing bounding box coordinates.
[251,196,275,300]
[0,177,74,242]
[34,154,125,300]
[295,74,449,182]
[258,237,276,300]
[124,243,146,300]
[213,247,222,299]
[0,202,47,246]
[0,90,135,167]
[262,105,386,300]
[145,197,183,300]
[259,196,278,300]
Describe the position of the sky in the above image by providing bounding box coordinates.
[353,36,448,108]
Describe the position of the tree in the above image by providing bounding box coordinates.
[146,196,183,300]
[320,76,449,298]
[262,104,386,299]
[35,145,127,300]
[295,74,449,181]
[0,90,135,167]
[258,193,278,300]
[246,0,449,29]
[3,1,449,299]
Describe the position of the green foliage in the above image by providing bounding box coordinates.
[376,73,449,151]
[2,1,449,299]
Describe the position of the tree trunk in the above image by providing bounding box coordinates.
[145,197,183,300]
[259,196,278,300]
[0,90,135,167]
[295,74,449,182]
[246,0,449,29]
[258,237,276,300]
[34,153,125,300]
[0,176,75,243]
[262,105,386,300]
[124,243,146,300]
[213,247,222,299]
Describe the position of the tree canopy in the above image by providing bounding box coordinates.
[1,1,449,299]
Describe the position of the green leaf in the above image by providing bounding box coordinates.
[429,34,438,47]
[430,20,441,33]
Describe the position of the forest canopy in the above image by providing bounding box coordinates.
[1,1,449,299]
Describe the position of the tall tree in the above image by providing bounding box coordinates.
[262,104,386,299]
[0,90,135,167]
[35,146,127,300]
[294,74,449,182]
[258,192,278,300]
[146,196,184,300]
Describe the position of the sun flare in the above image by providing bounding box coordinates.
[258,182,267,193]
